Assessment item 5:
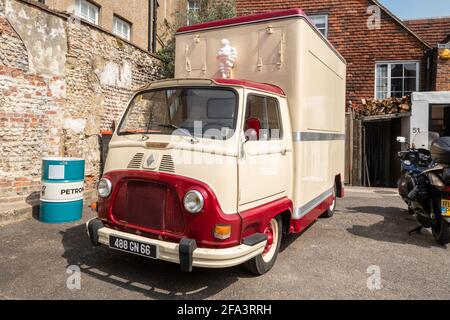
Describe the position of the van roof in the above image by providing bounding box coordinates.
[177,8,305,34]
[213,78,286,96]
[138,78,286,96]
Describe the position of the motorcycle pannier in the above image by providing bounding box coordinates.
[431,137,450,164]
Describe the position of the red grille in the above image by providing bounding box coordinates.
[112,179,185,234]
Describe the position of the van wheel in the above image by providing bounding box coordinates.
[244,216,282,275]
[321,185,337,218]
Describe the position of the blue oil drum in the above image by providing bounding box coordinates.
[40,158,85,224]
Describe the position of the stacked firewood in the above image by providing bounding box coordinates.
[355,96,411,117]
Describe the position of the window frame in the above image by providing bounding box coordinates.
[113,15,132,41]
[309,14,329,38]
[117,86,239,141]
[75,0,100,25]
[374,61,420,99]
[245,93,284,141]
[187,0,201,26]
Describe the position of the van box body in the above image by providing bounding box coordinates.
[175,9,347,221]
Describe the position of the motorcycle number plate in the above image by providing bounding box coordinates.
[440,200,450,217]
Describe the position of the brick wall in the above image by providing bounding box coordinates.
[236,0,430,108]
[0,0,162,207]
[404,17,450,92]
[64,18,161,185]
[437,49,450,91]
[0,0,65,202]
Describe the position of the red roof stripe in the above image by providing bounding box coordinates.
[176,8,305,34]
[212,78,286,96]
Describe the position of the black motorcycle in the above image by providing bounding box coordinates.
[397,133,450,245]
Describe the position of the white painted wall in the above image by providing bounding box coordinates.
[410,91,450,149]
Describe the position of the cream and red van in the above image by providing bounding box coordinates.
[87,9,346,275]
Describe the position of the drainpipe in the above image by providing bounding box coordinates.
[425,48,436,91]
[148,0,158,53]
[152,0,158,53]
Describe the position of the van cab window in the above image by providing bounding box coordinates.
[245,95,283,141]
[118,88,237,140]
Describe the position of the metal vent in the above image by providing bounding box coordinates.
[159,155,175,173]
[127,153,144,169]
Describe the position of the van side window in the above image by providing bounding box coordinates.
[267,97,283,140]
[245,95,283,141]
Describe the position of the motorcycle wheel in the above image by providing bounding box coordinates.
[432,217,450,245]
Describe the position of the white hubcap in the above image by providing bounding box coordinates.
[262,219,279,263]
[329,188,336,211]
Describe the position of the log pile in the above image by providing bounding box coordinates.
[355,96,411,117]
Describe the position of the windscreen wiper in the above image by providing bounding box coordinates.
[154,123,199,143]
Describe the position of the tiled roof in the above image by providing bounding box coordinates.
[404,17,450,47]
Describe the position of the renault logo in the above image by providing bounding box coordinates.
[147,154,156,167]
[143,153,158,169]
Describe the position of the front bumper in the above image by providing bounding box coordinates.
[87,219,267,271]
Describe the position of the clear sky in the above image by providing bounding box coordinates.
[379,0,450,19]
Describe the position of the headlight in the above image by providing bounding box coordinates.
[429,173,445,190]
[183,190,204,213]
[97,178,112,198]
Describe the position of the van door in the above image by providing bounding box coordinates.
[238,92,292,211]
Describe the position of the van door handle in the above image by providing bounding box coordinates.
[281,148,288,156]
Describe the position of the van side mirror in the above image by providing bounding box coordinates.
[111,120,116,134]
[397,136,406,144]
[245,118,262,141]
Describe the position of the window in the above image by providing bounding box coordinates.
[75,0,99,25]
[119,88,237,140]
[309,14,328,37]
[113,16,131,41]
[245,95,283,141]
[187,0,201,25]
[375,62,419,99]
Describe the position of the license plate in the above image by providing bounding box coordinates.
[441,200,450,217]
[109,235,159,259]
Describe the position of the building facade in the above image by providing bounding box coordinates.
[36,0,206,52]
[0,0,162,223]
[404,17,450,92]
[34,0,156,51]
[237,0,432,109]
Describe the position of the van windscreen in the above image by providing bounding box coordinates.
[118,88,237,140]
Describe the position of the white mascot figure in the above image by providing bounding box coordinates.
[216,39,237,79]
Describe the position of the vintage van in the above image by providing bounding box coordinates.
[87,9,346,275]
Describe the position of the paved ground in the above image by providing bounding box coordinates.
[1,187,449,300]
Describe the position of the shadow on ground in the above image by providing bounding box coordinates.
[60,224,259,300]
[346,206,447,249]
[26,192,40,221]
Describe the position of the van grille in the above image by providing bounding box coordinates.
[127,153,144,169]
[112,179,185,234]
[159,155,175,173]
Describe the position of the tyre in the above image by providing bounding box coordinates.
[244,216,282,275]
[321,185,337,218]
[432,217,450,245]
